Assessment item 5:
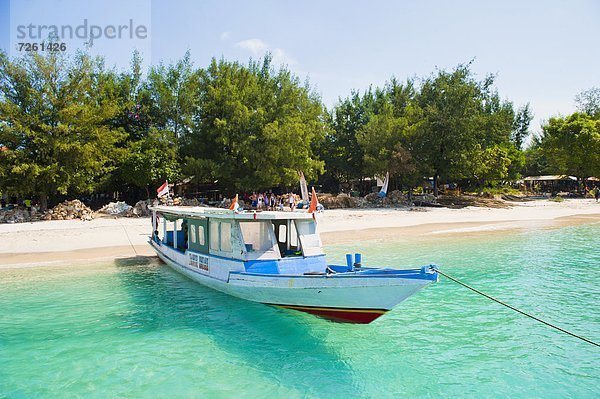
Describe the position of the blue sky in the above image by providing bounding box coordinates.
[1,0,599,134]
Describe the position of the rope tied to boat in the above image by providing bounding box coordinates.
[431,266,599,348]
[117,219,138,257]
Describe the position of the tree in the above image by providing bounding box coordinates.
[106,52,183,199]
[0,51,124,209]
[412,63,515,195]
[575,87,600,119]
[522,136,550,177]
[357,102,418,188]
[541,113,600,189]
[182,55,325,192]
[320,89,377,190]
[512,103,533,149]
[468,144,511,187]
[146,51,199,139]
[117,128,180,198]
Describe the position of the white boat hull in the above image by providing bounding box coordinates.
[152,241,436,323]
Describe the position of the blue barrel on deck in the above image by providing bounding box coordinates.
[354,253,362,267]
[345,254,353,270]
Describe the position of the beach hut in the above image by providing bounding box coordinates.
[523,175,578,193]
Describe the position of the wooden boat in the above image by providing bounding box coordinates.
[148,205,437,323]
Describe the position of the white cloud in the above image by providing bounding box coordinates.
[271,48,296,67]
[220,31,230,41]
[235,38,268,55]
[235,38,296,66]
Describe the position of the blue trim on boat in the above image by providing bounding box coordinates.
[231,267,438,281]
[245,259,279,274]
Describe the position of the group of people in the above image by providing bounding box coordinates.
[247,192,298,211]
[0,198,35,211]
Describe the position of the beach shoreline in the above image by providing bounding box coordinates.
[1,199,598,269]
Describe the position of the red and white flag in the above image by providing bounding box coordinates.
[156,181,169,198]
[308,187,319,214]
[229,194,239,211]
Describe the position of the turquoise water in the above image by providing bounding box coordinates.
[1,224,599,398]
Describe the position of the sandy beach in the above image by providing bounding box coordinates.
[0,199,598,268]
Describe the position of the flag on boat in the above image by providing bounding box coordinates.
[156,181,169,198]
[378,172,389,198]
[308,187,319,213]
[229,194,239,211]
[299,171,309,202]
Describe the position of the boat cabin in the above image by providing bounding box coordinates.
[150,206,326,276]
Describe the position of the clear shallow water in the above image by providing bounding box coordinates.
[1,224,599,398]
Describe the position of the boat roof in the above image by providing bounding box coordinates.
[150,205,316,220]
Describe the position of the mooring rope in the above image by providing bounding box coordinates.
[433,267,599,348]
[118,219,139,257]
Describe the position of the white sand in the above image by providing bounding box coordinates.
[318,199,600,234]
[0,199,598,267]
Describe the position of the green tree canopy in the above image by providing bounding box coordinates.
[512,103,533,150]
[575,87,600,119]
[0,51,124,209]
[182,55,325,192]
[357,101,418,188]
[411,63,515,195]
[541,112,600,186]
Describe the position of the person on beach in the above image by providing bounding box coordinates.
[595,188,600,202]
[257,193,264,210]
[288,192,295,211]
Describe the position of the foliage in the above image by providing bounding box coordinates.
[467,144,512,186]
[117,128,180,196]
[522,135,551,177]
[411,63,514,195]
[107,53,186,196]
[320,89,377,188]
[146,51,199,139]
[575,87,600,119]
[512,103,533,150]
[356,102,418,187]
[0,51,124,208]
[0,49,544,203]
[540,113,600,184]
[182,55,325,192]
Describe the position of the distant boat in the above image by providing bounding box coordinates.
[148,206,437,323]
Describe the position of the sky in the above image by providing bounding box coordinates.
[1,0,599,134]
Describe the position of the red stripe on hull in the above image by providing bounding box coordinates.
[275,305,387,324]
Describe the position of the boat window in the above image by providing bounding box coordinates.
[272,219,302,257]
[190,225,197,243]
[220,222,232,252]
[198,225,205,245]
[289,221,298,247]
[239,221,275,252]
[210,221,219,250]
[278,224,286,243]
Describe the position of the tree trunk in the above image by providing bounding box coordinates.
[40,192,48,211]
[146,185,150,199]
[433,173,439,197]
